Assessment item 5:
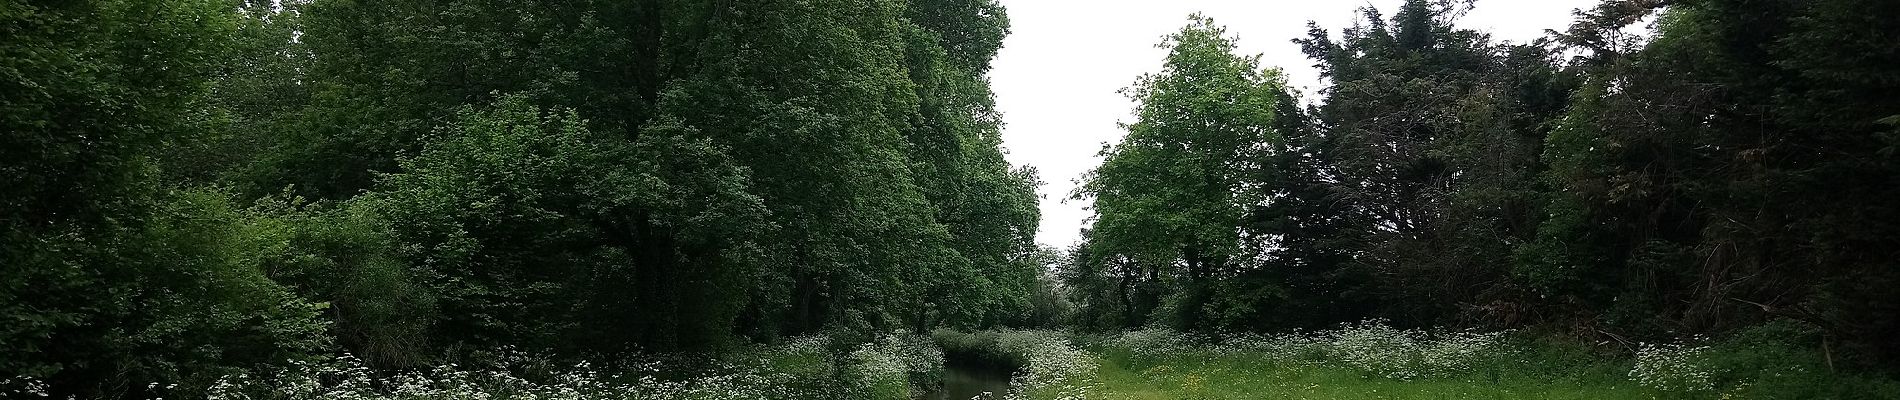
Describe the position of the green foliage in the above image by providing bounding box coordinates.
[130,190,337,395]
[164,0,1042,361]
[251,196,433,368]
[1068,1,1580,334]
[267,0,668,199]
[1631,321,1900,400]
[3,187,339,398]
[629,0,1041,336]
[159,1,315,188]
[1291,0,1578,327]
[9,0,1042,394]
[1069,14,1285,332]
[1059,4,1899,387]
[1524,0,1900,365]
[0,0,321,396]
[362,95,771,352]
[10,0,1900,397]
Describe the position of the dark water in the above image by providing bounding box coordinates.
[923,364,1012,400]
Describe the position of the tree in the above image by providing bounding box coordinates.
[6,0,1050,395]
[257,0,1043,351]
[903,0,1045,330]
[1295,0,1573,326]
[1225,89,1376,331]
[1072,14,1284,331]
[158,0,316,188]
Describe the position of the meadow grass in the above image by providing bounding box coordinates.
[1080,347,1647,400]
[1043,321,1900,400]
[84,322,1898,399]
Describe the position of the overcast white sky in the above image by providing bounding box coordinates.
[990,0,1599,249]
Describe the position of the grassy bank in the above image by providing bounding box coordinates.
[169,332,944,400]
[1047,321,1900,400]
[1088,356,1636,400]
[45,323,1897,399]
[1081,337,1639,399]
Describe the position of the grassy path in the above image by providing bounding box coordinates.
[1076,352,1648,400]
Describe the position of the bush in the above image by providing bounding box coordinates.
[846,332,942,398]
[253,194,435,368]
[1634,320,1900,399]
[120,189,335,396]
[1631,341,1717,393]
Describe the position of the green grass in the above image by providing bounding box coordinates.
[1073,349,1651,400]
[1012,323,1900,400]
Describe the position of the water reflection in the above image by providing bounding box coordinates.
[923,363,1012,400]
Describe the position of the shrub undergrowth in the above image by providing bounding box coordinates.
[184,332,940,400]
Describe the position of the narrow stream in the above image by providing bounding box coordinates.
[922,363,1012,400]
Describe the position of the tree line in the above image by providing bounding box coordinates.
[6,0,1900,397]
[1065,0,1900,372]
[2,0,1064,397]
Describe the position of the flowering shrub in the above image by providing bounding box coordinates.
[1323,321,1508,379]
[846,332,942,398]
[996,331,1095,400]
[1213,330,1327,363]
[1102,320,1508,381]
[885,331,948,389]
[1630,342,1717,393]
[1109,328,1197,361]
[204,332,936,400]
[203,352,791,400]
[2,377,53,399]
[1326,321,1430,380]
[1418,329,1507,373]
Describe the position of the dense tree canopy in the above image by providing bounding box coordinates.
[3,0,1050,397]
[1062,0,1900,372]
[1524,0,1900,363]
[4,0,1899,397]
[1069,15,1285,331]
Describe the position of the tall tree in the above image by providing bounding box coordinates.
[903,0,1044,329]
[246,0,1043,352]
[1072,14,1284,331]
[1225,89,1375,331]
[1296,0,1573,326]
